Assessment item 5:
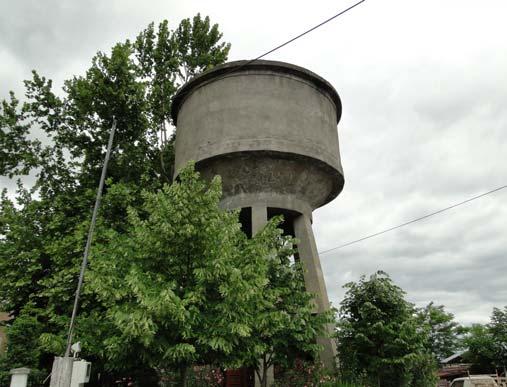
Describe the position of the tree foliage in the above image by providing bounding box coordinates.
[237,234,334,387]
[0,93,41,178]
[0,15,230,384]
[85,164,330,386]
[91,165,269,373]
[463,306,507,373]
[0,13,329,386]
[336,271,437,387]
[416,302,464,361]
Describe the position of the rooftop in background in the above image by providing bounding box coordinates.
[441,350,467,364]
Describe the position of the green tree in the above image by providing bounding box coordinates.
[238,234,335,387]
[87,164,275,386]
[463,323,497,373]
[0,15,230,384]
[416,302,464,361]
[0,93,40,177]
[336,271,437,387]
[86,164,333,387]
[0,304,47,385]
[463,307,507,374]
[490,306,507,369]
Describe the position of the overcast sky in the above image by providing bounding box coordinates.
[1,0,506,325]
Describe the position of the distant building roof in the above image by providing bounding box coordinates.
[441,350,467,364]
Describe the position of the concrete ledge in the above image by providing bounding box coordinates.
[180,136,343,176]
[10,368,30,375]
[195,151,344,210]
[220,193,314,219]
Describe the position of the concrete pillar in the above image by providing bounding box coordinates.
[293,213,337,370]
[9,368,30,387]
[251,205,267,235]
[50,356,74,387]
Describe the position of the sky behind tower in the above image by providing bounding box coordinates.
[1,0,506,324]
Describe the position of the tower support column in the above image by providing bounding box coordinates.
[251,205,267,235]
[293,214,337,371]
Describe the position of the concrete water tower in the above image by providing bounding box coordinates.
[171,60,344,369]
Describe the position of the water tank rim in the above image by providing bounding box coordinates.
[175,150,345,209]
[171,59,342,125]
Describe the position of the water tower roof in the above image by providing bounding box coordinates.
[171,60,342,125]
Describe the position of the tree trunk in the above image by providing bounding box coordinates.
[262,354,268,387]
[179,365,188,387]
[256,353,272,387]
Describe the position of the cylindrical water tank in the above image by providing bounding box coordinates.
[172,60,344,216]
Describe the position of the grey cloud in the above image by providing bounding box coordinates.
[319,196,507,324]
[0,1,106,70]
[1,0,506,327]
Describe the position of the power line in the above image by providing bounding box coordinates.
[174,0,366,103]
[319,185,507,254]
[250,0,366,63]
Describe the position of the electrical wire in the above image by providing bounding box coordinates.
[249,0,366,63]
[173,0,366,103]
[319,184,507,254]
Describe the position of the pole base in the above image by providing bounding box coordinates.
[49,357,73,387]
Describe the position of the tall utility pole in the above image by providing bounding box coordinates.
[50,118,117,387]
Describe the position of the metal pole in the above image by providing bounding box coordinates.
[64,118,117,357]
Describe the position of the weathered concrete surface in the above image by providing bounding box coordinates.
[293,214,337,369]
[197,152,341,217]
[173,60,344,210]
[172,60,343,373]
[49,357,73,387]
[9,368,30,387]
[251,205,268,236]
